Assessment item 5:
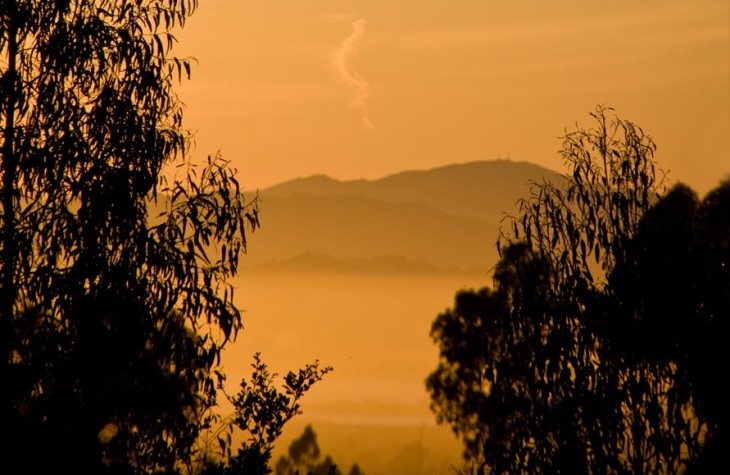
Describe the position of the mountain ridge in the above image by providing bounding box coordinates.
[264,159,558,193]
[262,159,562,224]
[243,159,564,273]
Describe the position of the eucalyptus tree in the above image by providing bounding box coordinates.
[428,106,721,473]
[0,1,260,472]
[491,105,674,473]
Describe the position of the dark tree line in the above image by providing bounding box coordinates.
[428,106,728,474]
[0,2,325,474]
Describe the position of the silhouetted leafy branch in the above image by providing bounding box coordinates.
[192,354,332,475]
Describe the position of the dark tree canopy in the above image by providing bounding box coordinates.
[608,180,730,473]
[0,1,267,472]
[428,106,728,474]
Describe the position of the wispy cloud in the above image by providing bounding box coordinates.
[330,17,373,129]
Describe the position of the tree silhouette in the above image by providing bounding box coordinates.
[288,425,322,471]
[210,357,332,475]
[428,106,727,473]
[347,464,364,475]
[0,2,269,472]
[274,425,364,475]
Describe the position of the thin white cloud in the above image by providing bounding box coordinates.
[331,17,373,129]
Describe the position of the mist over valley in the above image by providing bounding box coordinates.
[223,159,561,474]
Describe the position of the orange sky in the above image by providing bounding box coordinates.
[176,0,729,195]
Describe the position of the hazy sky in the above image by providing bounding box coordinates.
[176,0,729,195]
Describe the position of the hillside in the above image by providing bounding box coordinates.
[263,159,562,223]
[242,160,562,272]
[242,193,498,271]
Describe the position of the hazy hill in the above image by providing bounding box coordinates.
[264,159,561,223]
[240,160,562,272]
[242,193,497,272]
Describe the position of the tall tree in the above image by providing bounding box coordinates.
[428,106,725,473]
[0,1,259,472]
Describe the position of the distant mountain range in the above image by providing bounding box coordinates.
[264,160,560,223]
[242,160,562,273]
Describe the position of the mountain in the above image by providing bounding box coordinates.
[242,160,562,273]
[263,160,561,223]
[242,193,497,272]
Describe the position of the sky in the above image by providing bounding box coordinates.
[175,0,729,195]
